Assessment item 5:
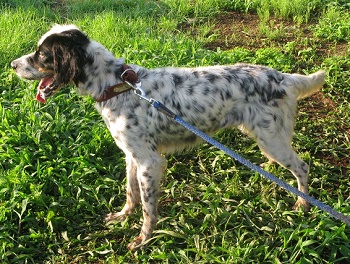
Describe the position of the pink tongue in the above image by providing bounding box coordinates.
[36,77,52,103]
[36,90,46,103]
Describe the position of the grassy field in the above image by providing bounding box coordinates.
[1,0,350,263]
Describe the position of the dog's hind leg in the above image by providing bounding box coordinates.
[257,135,310,212]
[105,156,140,222]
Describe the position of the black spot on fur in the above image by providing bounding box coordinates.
[301,163,308,174]
[206,73,218,82]
[223,73,233,82]
[126,113,134,120]
[192,100,205,113]
[270,89,286,100]
[171,100,182,112]
[271,100,279,107]
[186,86,194,95]
[146,108,153,118]
[143,209,150,217]
[224,90,232,100]
[105,59,115,66]
[150,144,157,152]
[86,81,93,89]
[192,71,199,78]
[172,74,183,85]
[267,71,284,83]
[152,82,159,91]
[257,119,271,129]
[202,86,210,96]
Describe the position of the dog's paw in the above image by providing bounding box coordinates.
[127,235,145,251]
[105,212,128,223]
[292,199,310,213]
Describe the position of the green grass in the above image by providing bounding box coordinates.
[314,6,350,42]
[1,0,350,263]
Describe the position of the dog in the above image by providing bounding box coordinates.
[11,24,325,250]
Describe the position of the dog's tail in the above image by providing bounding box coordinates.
[287,70,326,100]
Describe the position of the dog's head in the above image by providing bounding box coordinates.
[11,24,90,103]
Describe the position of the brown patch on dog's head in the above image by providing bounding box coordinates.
[11,25,91,103]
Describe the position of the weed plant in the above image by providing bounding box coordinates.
[1,0,350,263]
[257,0,322,24]
[314,6,350,42]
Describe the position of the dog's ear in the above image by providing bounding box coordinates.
[49,30,89,85]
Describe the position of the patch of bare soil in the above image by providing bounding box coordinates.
[205,11,348,56]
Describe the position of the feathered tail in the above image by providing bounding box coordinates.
[286,70,326,100]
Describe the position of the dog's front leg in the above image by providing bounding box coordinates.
[127,154,167,251]
[105,155,140,222]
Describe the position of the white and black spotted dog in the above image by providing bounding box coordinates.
[11,24,325,250]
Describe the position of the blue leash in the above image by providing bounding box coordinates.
[131,84,350,225]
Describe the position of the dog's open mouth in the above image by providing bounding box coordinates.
[36,76,59,103]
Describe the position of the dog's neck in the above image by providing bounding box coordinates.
[77,40,127,100]
[93,64,139,102]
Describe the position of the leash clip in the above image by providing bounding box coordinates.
[127,81,152,103]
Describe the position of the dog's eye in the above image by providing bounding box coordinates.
[38,52,46,59]
[35,50,47,60]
